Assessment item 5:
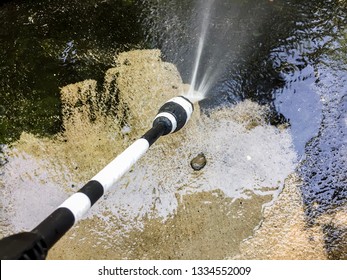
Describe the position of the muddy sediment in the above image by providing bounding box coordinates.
[0,49,331,259]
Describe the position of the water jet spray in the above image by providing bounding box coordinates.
[0,95,196,260]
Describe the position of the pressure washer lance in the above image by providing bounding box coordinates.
[0,95,194,260]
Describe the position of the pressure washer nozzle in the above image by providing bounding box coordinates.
[153,96,194,135]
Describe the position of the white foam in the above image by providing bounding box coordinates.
[0,150,69,233]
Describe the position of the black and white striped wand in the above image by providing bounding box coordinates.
[0,95,195,259]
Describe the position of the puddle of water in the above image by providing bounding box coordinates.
[269,7,347,258]
[298,62,347,259]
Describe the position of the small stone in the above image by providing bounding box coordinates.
[190,152,207,171]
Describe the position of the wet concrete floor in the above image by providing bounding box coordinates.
[1,50,345,259]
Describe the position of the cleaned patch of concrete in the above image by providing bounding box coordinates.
[236,174,326,259]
